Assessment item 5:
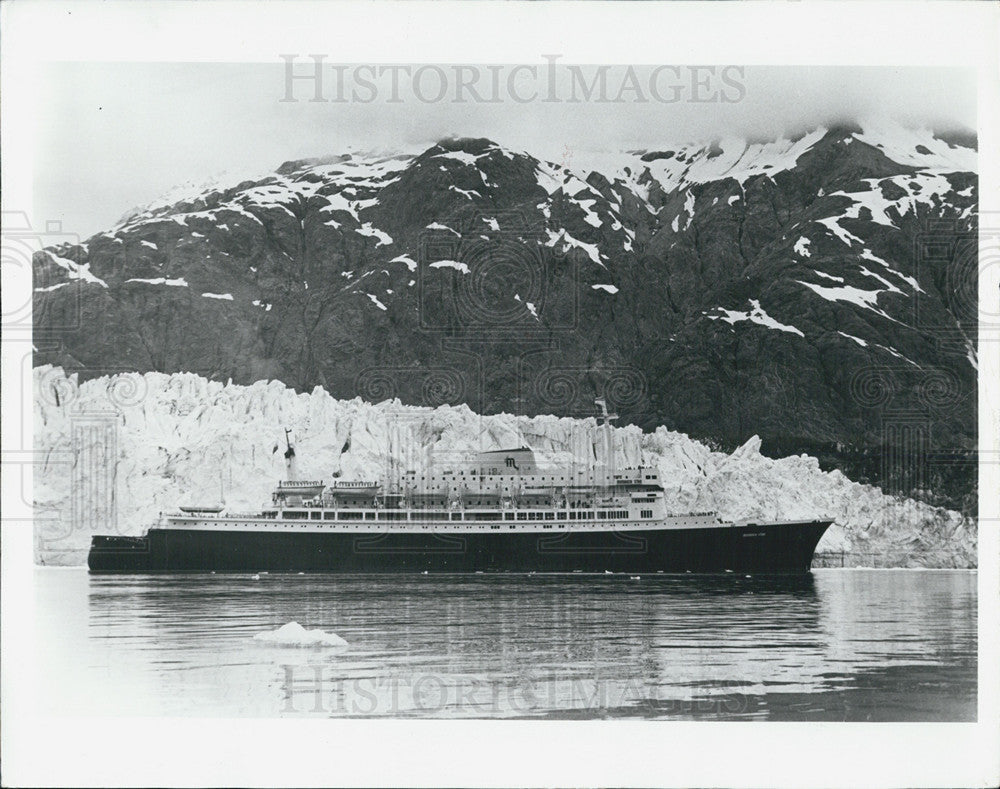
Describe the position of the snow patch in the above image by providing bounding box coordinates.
[43,250,108,288]
[683,191,696,230]
[426,222,460,237]
[798,280,897,322]
[366,293,388,310]
[449,185,479,199]
[813,270,844,283]
[574,198,602,228]
[707,299,804,337]
[35,282,69,293]
[357,223,393,246]
[544,229,602,266]
[853,120,977,173]
[838,331,869,347]
[514,293,540,319]
[126,277,189,287]
[390,254,418,272]
[433,150,484,167]
[817,216,864,247]
[429,259,470,274]
[859,248,924,294]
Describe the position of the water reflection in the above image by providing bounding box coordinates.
[34,569,976,720]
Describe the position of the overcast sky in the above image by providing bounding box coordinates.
[34,62,976,240]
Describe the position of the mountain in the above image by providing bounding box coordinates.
[33,366,975,568]
[32,120,978,510]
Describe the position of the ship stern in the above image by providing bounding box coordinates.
[87,535,153,574]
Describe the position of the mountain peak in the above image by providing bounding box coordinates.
[432,136,501,156]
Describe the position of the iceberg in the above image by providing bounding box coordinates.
[253,622,348,648]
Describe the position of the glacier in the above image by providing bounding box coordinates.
[32,366,976,568]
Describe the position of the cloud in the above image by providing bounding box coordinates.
[34,62,975,239]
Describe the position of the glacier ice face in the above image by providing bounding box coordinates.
[32,366,975,568]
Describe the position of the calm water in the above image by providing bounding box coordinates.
[33,568,977,720]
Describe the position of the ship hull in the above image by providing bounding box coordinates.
[88,520,832,574]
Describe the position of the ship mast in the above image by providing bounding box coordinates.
[284,427,298,481]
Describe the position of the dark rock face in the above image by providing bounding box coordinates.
[33,126,978,509]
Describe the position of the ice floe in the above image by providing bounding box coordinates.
[253,622,348,648]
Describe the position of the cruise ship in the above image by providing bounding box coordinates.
[88,401,832,574]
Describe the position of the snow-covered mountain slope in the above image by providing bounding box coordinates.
[33,367,975,568]
[32,119,978,510]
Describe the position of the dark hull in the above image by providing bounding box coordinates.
[88,520,832,574]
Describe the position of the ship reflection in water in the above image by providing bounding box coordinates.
[34,569,976,720]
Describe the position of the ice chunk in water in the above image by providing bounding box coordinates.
[253,621,348,648]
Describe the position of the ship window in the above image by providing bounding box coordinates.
[491,524,501,530]
[516,512,527,521]
[545,512,555,520]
